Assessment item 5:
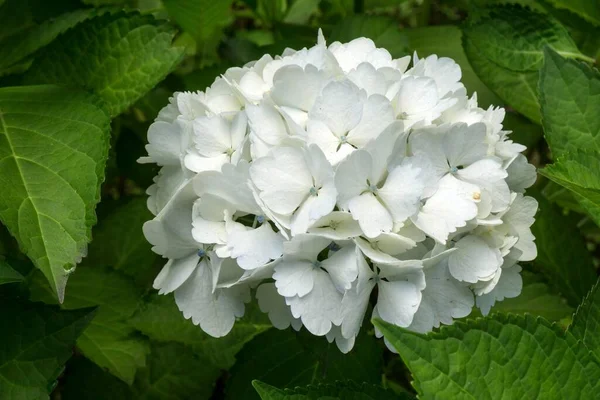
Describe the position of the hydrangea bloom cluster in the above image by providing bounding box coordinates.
[141,31,538,352]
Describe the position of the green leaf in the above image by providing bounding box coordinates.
[133,342,221,399]
[84,197,158,282]
[531,194,597,306]
[542,181,587,213]
[225,328,384,400]
[0,259,24,285]
[545,0,600,27]
[30,266,149,384]
[330,15,409,58]
[464,5,586,72]
[131,294,270,369]
[0,85,110,301]
[570,278,600,361]
[541,149,600,226]
[0,9,94,77]
[284,0,320,24]
[163,0,233,51]
[62,342,222,400]
[491,271,573,321]
[62,357,132,400]
[24,12,184,117]
[404,25,501,108]
[539,48,600,157]
[463,39,541,122]
[374,314,600,399]
[253,380,405,400]
[0,299,95,400]
[463,5,590,122]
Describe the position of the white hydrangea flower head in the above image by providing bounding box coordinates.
[141,30,538,353]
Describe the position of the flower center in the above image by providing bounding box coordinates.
[197,249,206,258]
[309,186,318,196]
[312,260,322,269]
[256,215,265,224]
[449,166,459,174]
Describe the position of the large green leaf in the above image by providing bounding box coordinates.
[329,15,409,58]
[491,271,573,321]
[253,380,406,400]
[0,8,94,77]
[404,25,500,108]
[531,194,596,306]
[225,328,384,400]
[569,278,600,361]
[374,314,600,399]
[30,266,149,384]
[545,0,600,27]
[463,4,591,122]
[0,259,24,285]
[0,299,95,400]
[62,357,132,400]
[131,294,270,369]
[283,0,320,24]
[163,0,233,62]
[0,85,110,301]
[24,12,184,116]
[133,342,221,400]
[539,48,600,157]
[62,342,222,400]
[84,197,158,283]
[541,150,600,227]
[464,5,585,72]
[463,39,541,122]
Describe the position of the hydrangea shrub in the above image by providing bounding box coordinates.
[141,31,538,352]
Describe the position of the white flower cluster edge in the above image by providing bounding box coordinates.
[141,30,538,353]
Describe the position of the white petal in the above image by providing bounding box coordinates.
[227,223,284,270]
[355,237,423,267]
[309,80,365,135]
[443,122,488,168]
[340,251,375,339]
[349,192,393,238]
[175,261,250,337]
[143,179,198,258]
[347,94,395,147]
[376,279,422,327]
[408,260,474,333]
[326,324,356,353]
[271,65,327,111]
[395,76,438,116]
[256,282,300,330]
[335,150,372,209]
[192,115,232,157]
[506,154,537,193]
[194,161,260,214]
[286,269,342,336]
[378,159,426,224]
[476,264,523,315]
[411,175,479,244]
[250,147,313,215]
[448,235,503,283]
[143,121,183,166]
[307,211,363,240]
[246,102,288,145]
[273,260,317,298]
[191,195,233,245]
[321,244,359,292]
[153,253,199,294]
